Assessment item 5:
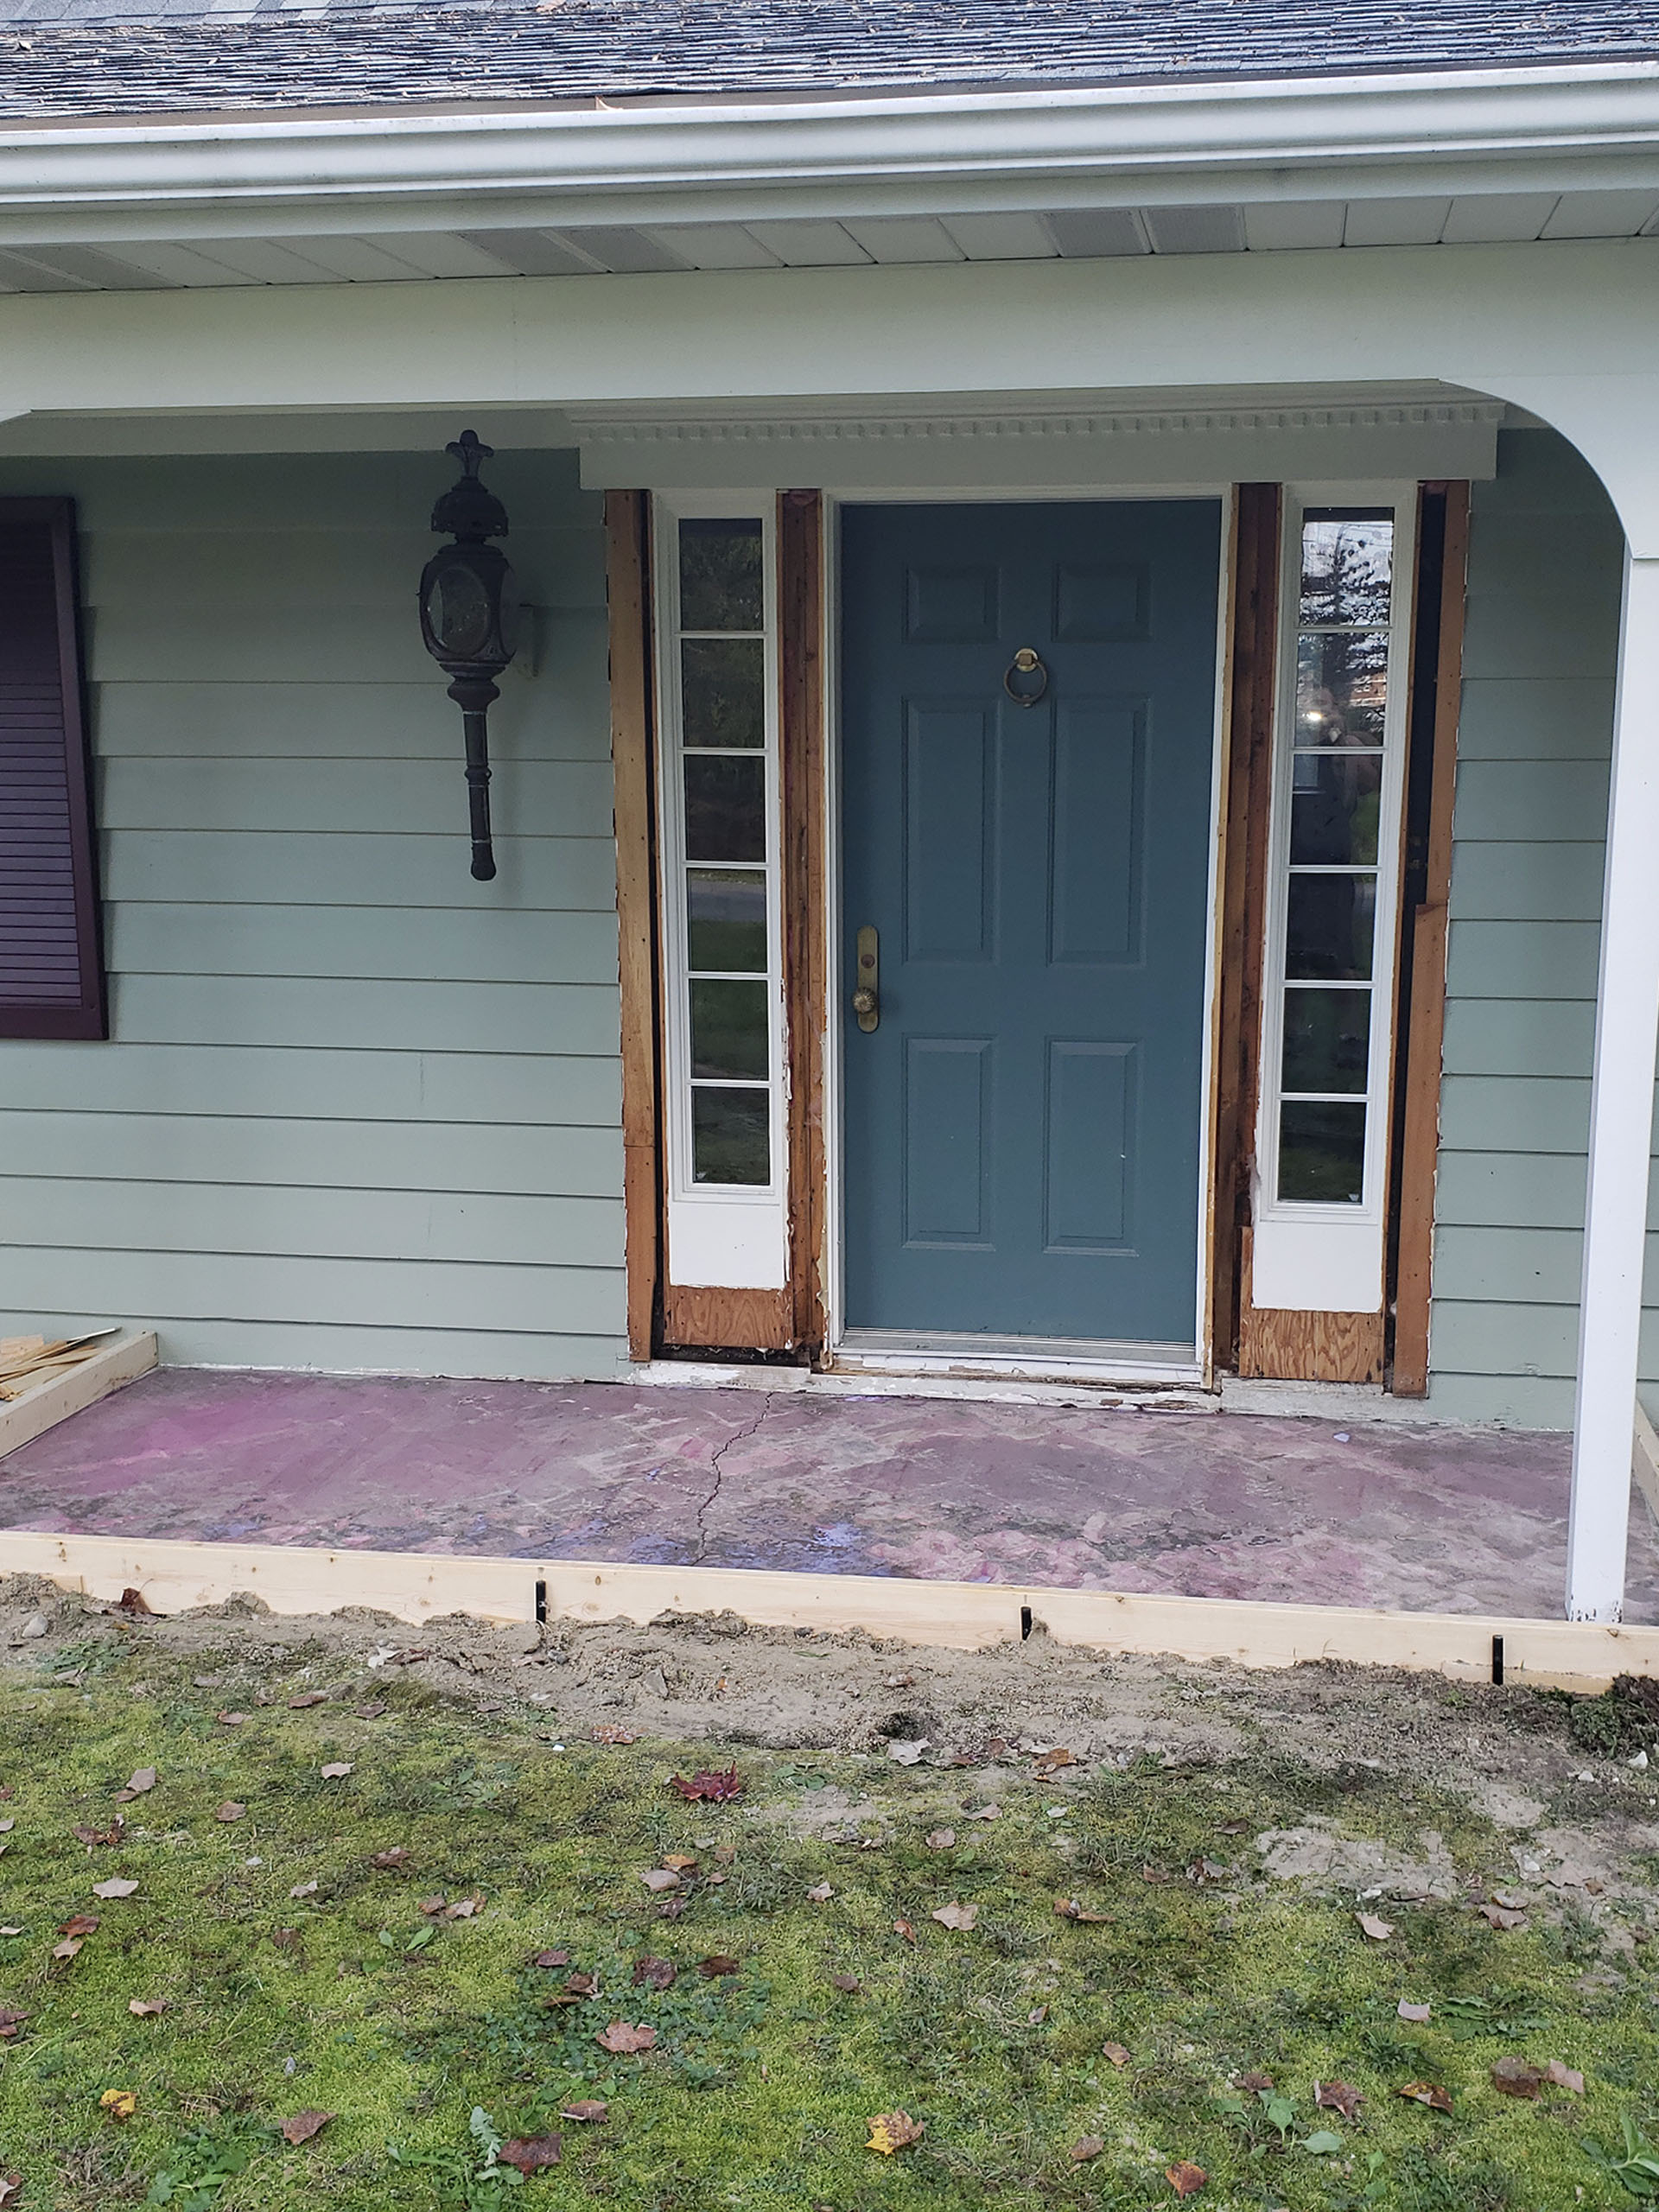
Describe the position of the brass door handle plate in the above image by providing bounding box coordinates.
[1003,645,1049,708]
[854,925,880,1032]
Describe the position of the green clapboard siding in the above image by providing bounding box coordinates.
[1425,425,1654,1427]
[0,446,630,1380]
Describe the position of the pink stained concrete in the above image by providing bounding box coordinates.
[2,1368,1656,1624]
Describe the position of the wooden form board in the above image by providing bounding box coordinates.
[0,1329,156,1456]
[1389,483,1471,1396]
[8,1525,1657,1693]
[605,490,661,1364]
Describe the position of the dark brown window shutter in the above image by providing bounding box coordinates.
[0,497,105,1040]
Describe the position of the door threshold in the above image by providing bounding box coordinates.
[628,1357,1215,1413]
[831,1328,1204,1389]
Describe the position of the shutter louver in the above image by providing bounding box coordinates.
[0,498,105,1040]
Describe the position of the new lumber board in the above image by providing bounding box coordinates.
[0,1331,156,1457]
[3,1527,1656,1693]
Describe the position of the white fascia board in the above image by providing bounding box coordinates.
[0,61,1653,243]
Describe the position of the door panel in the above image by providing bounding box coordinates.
[840,499,1222,1345]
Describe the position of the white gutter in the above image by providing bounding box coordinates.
[0,60,1652,242]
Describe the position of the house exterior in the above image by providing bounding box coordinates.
[2,0,1659,1618]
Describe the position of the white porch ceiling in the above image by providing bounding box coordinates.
[0,188,1654,293]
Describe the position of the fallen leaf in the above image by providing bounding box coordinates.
[271,1929,302,1949]
[280,2110,333,2145]
[1141,1864,1173,1884]
[51,1937,84,1962]
[215,1802,245,1824]
[830,1973,862,1993]
[640,1870,681,1892]
[1477,1903,1527,1930]
[499,2135,561,2175]
[289,1880,318,1900]
[58,1915,99,1938]
[319,1763,353,1781]
[867,2111,925,2155]
[72,1817,124,1848]
[418,1897,447,1916]
[370,1847,412,1869]
[1398,2000,1432,2023]
[99,2089,137,2122]
[115,1768,156,1802]
[697,1955,740,1978]
[216,1712,247,1727]
[1028,2004,1049,2024]
[969,1805,1001,1821]
[0,2172,19,2204]
[669,1765,744,1801]
[661,1853,698,1872]
[592,1725,639,1746]
[1396,2082,1454,2113]
[288,1693,327,1709]
[559,2100,607,2122]
[442,1897,481,1921]
[1547,2059,1585,2094]
[925,1829,957,1850]
[1491,2056,1544,2099]
[931,1902,977,1931]
[1236,2072,1274,2093]
[893,1916,916,1944]
[563,1972,598,1997]
[0,2007,27,2040]
[596,2020,656,2055]
[1033,1746,1077,1772]
[117,1588,153,1616]
[886,1739,929,1766]
[1491,1889,1529,1910]
[128,1999,167,2017]
[1314,2081,1363,2121]
[632,1955,676,1991]
[1054,1896,1110,1923]
[1103,2042,1131,2068]
[1071,2136,1106,2163]
[531,1948,571,1968]
[355,1702,388,1720]
[1166,2161,1207,2197]
[92,1878,137,1901]
[1357,1912,1394,1941]
[807,1882,834,1903]
[1187,1858,1228,1885]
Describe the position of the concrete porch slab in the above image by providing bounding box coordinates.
[2,1368,1656,1624]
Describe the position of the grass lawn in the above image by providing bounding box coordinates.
[2,1612,1658,2209]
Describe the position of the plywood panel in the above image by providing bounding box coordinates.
[660,1283,793,1351]
[1237,1295,1386,1385]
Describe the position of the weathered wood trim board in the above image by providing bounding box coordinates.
[4,1527,1656,1692]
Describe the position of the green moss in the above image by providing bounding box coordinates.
[0,1650,1655,2209]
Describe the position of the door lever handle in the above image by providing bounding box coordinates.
[853,924,880,1032]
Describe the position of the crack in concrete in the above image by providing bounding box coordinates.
[695,1395,775,1564]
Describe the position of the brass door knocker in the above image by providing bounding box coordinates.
[1003,646,1048,708]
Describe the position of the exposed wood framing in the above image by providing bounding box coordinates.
[1389,482,1471,1396]
[0,1329,156,1455]
[1211,484,1281,1371]
[1236,1230,1385,1382]
[11,1527,1658,1693]
[661,1284,792,1351]
[605,490,661,1363]
[780,489,829,1357]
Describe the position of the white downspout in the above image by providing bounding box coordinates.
[1567,550,1659,1622]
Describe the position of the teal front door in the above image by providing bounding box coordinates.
[839,499,1222,1347]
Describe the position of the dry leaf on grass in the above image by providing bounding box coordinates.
[697,1955,739,1978]
[1071,2136,1105,2164]
[591,1725,639,1746]
[531,1948,570,1969]
[1314,2081,1363,2121]
[1054,1897,1109,1923]
[92,1879,137,1901]
[288,1693,327,1710]
[1477,1903,1527,1930]
[1356,1912,1394,1941]
[369,1847,412,1870]
[0,2008,27,2040]
[595,2021,656,2055]
[1397,2001,1432,2023]
[114,1769,156,1803]
[289,1880,318,1901]
[1235,2071,1274,2094]
[640,1870,681,1893]
[1396,2082,1454,2113]
[886,1739,928,1766]
[632,1956,676,1991]
[1491,2056,1544,2099]
[1033,1746,1077,1773]
[806,1883,834,1903]
[1166,2160,1207,2196]
[931,1902,977,1931]
[442,1897,480,1921]
[500,2135,562,2174]
[216,1712,246,1727]
[925,1829,956,1850]
[1103,2042,1131,2068]
[1547,2060,1585,2094]
[893,1916,916,1944]
[866,2111,925,2155]
[829,1974,862,1993]
[559,2100,607,2123]
[969,1805,1001,1821]
[128,1999,166,2018]
[669,1765,744,1802]
[72,1817,124,1848]
[318,1763,353,1781]
[355,1701,387,1720]
[99,2090,137,2122]
[0,2171,19,2204]
[215,1803,245,1825]
[117,1588,153,1616]
[279,2110,333,2145]
[661,1853,698,1872]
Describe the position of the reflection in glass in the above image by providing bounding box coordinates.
[684,755,766,863]
[1296,632,1388,747]
[680,518,764,632]
[1286,873,1376,982]
[1300,512,1393,627]
[682,637,765,750]
[1279,1099,1368,1205]
[693,1086,769,1185]
[1289,753,1382,865]
[688,868,766,973]
[1281,987,1371,1094]
[690,978,769,1080]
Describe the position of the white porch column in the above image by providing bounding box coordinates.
[1567,553,1659,1621]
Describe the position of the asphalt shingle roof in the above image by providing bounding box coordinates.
[0,0,1653,118]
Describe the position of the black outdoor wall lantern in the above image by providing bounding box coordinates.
[419,429,520,881]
